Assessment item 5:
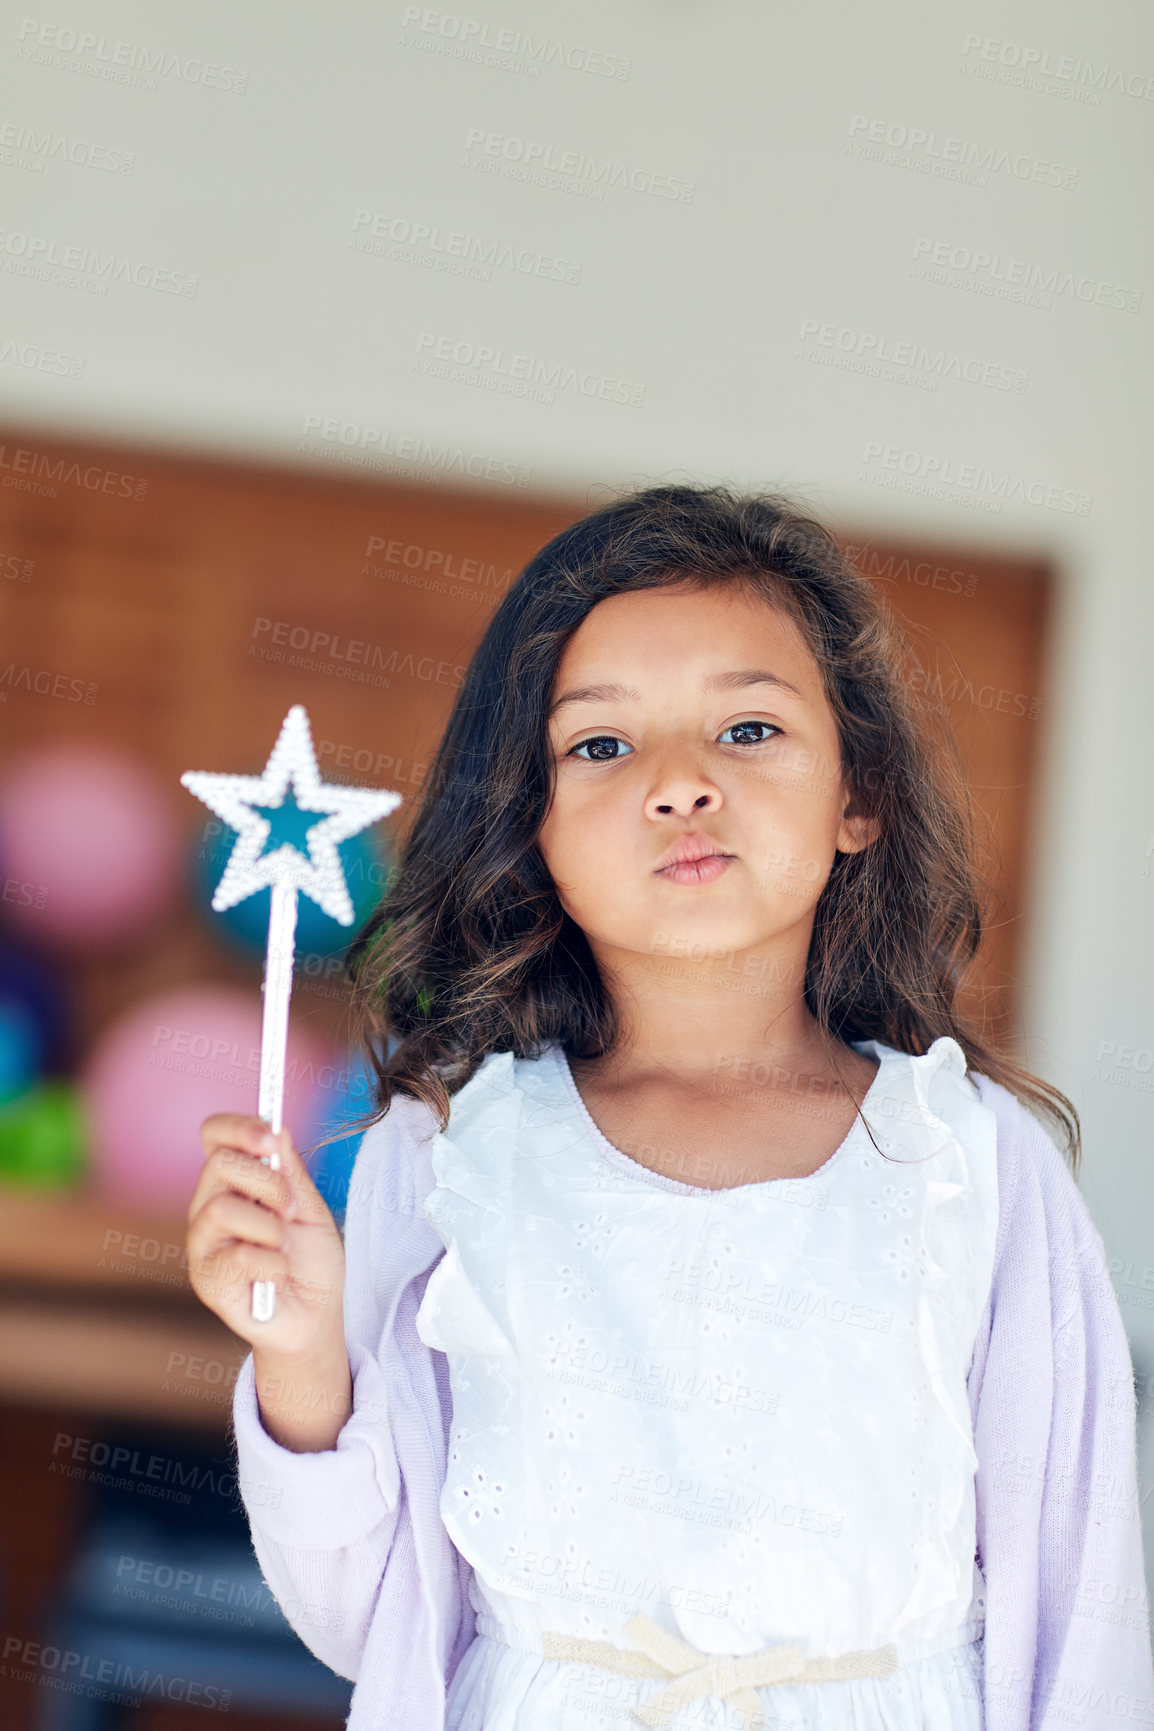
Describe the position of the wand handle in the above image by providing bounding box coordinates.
[252,880,298,1325]
[259,880,299,1135]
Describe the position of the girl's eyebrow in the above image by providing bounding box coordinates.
[548,668,804,718]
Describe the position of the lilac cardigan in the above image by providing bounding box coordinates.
[229,1068,1154,1730]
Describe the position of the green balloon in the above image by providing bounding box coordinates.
[0,1080,86,1187]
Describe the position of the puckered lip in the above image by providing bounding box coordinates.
[653,834,735,872]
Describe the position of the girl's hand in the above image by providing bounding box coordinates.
[186,1113,346,1363]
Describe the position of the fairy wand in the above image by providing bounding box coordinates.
[181,704,402,1322]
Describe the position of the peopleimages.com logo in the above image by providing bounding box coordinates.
[959,34,1154,103]
[0,227,197,295]
[846,114,1078,189]
[860,441,1091,516]
[15,19,248,92]
[399,8,632,80]
[413,331,645,407]
[351,209,582,286]
[298,415,531,487]
[462,129,695,202]
[0,118,135,173]
[797,319,1027,394]
[910,236,1141,313]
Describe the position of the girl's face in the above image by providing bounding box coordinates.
[536,581,877,973]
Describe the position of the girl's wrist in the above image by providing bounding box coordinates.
[252,1331,353,1453]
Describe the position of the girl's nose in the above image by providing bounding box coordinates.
[646,781,722,819]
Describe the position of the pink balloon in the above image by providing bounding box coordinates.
[0,741,183,954]
[81,984,340,1207]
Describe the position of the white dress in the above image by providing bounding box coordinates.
[414,1035,998,1730]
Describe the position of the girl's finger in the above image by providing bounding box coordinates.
[195,1116,324,1219]
[188,1140,292,1223]
[191,1244,290,1309]
[200,1112,283,1162]
[202,1114,311,1179]
[223,1126,333,1229]
[188,1190,286,1261]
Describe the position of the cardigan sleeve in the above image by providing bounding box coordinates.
[227,1090,451,1683]
[969,1076,1154,1730]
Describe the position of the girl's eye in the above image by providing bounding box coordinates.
[568,721,781,762]
[719,720,782,747]
[570,734,632,762]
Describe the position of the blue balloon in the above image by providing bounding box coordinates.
[302,1038,401,1218]
[188,813,393,965]
[0,995,41,1104]
[305,1045,396,1223]
[0,937,71,1077]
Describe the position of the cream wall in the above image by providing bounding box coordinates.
[3,0,1153,1541]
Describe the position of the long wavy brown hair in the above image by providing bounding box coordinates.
[339,483,1080,1174]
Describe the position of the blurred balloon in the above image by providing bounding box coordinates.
[0,742,184,955]
[80,984,340,1207]
[190,817,392,964]
[0,997,42,1104]
[305,1047,385,1224]
[0,935,74,1077]
[0,1079,86,1186]
[187,810,391,976]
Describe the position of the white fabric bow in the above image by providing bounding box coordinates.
[622,1613,806,1728]
[542,1612,899,1729]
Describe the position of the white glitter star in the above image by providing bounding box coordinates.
[181,704,402,925]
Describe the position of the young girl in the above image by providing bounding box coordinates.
[187,486,1153,1731]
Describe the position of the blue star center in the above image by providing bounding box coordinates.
[250,782,326,863]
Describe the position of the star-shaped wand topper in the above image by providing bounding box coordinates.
[182,704,402,1323]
